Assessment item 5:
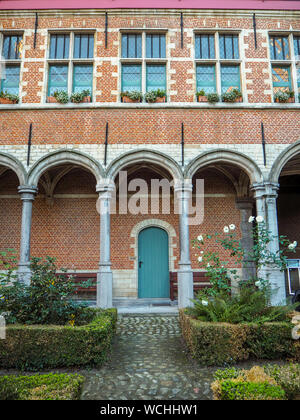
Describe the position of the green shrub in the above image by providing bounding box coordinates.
[0,308,117,370]
[218,380,286,400]
[0,256,94,325]
[264,364,300,399]
[0,373,84,400]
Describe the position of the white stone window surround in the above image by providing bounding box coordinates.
[130,219,177,295]
[193,29,244,102]
[0,30,23,103]
[45,28,96,103]
[118,28,169,102]
[268,30,300,103]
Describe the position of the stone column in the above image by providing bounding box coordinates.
[18,186,37,285]
[174,181,194,308]
[96,182,114,308]
[252,182,286,306]
[236,199,256,283]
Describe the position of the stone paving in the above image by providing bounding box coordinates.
[81,314,217,400]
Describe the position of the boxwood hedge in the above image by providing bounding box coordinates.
[0,308,117,370]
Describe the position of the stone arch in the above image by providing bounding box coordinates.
[269,140,300,183]
[106,149,183,182]
[0,152,27,185]
[130,219,177,274]
[27,149,105,187]
[185,149,263,185]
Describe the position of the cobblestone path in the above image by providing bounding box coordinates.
[81,314,216,400]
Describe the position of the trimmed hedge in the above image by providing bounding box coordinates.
[215,380,286,400]
[0,373,84,400]
[179,309,299,366]
[0,308,117,370]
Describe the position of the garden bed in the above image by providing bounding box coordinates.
[179,309,300,366]
[0,308,117,371]
[0,373,84,400]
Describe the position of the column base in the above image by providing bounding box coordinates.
[97,269,113,309]
[258,267,287,306]
[178,267,194,308]
[17,264,31,285]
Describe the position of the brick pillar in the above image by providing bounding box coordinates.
[17,186,37,285]
[174,181,194,308]
[96,182,114,308]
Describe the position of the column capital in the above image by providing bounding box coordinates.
[18,185,38,200]
[173,179,193,194]
[96,179,115,196]
[251,182,279,199]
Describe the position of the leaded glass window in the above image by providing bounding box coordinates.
[1,65,20,95]
[270,36,290,60]
[2,35,22,60]
[272,65,292,94]
[294,36,300,58]
[74,34,94,59]
[219,35,239,59]
[73,64,93,94]
[221,65,240,93]
[195,35,215,59]
[48,64,68,95]
[122,34,142,58]
[146,34,166,58]
[121,64,141,92]
[196,65,216,93]
[146,64,166,92]
[49,34,70,59]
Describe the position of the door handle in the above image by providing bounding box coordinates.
[139,261,143,268]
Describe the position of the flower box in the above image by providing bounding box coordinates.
[71,96,91,104]
[0,97,18,105]
[275,97,295,103]
[122,95,141,103]
[235,97,243,103]
[47,96,58,103]
[197,96,208,102]
[147,96,166,103]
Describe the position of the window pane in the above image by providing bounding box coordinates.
[48,64,68,95]
[1,65,20,95]
[2,35,22,59]
[272,66,291,94]
[221,65,240,93]
[74,34,94,59]
[195,35,215,59]
[73,64,93,94]
[121,64,141,92]
[146,34,166,58]
[294,36,300,58]
[270,36,290,60]
[219,35,239,59]
[196,65,216,93]
[122,34,142,58]
[146,64,166,92]
[49,35,69,59]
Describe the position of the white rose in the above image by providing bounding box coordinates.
[201,300,208,306]
[223,226,229,233]
[198,256,203,262]
[288,243,296,250]
[229,224,236,231]
[248,216,255,223]
[256,216,264,223]
[293,241,298,248]
[255,281,261,287]
[197,235,203,242]
[207,263,210,268]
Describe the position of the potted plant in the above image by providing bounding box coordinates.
[222,89,243,103]
[0,91,19,104]
[70,90,91,104]
[145,89,166,103]
[47,90,69,104]
[196,89,207,102]
[207,93,220,104]
[121,91,143,103]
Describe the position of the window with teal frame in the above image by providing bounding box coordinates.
[195,35,215,59]
[122,34,142,58]
[49,34,70,59]
[294,36,300,58]
[1,65,20,95]
[221,65,240,93]
[146,64,166,92]
[270,36,290,60]
[272,65,292,94]
[73,64,93,95]
[146,34,166,58]
[48,64,68,96]
[219,35,239,59]
[196,65,216,94]
[121,64,141,92]
[74,34,94,59]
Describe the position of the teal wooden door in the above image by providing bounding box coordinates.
[138,227,169,298]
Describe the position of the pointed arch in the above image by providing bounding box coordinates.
[0,152,27,185]
[270,140,300,182]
